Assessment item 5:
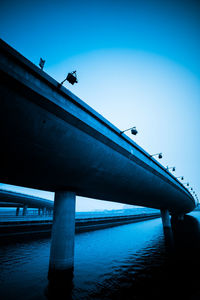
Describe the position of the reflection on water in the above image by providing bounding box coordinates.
[1,212,200,300]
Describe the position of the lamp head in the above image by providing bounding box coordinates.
[66,71,78,85]
[131,127,138,135]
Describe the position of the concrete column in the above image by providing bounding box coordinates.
[43,207,47,216]
[48,191,76,281]
[16,207,20,216]
[161,209,174,250]
[161,209,171,229]
[38,208,41,216]
[22,205,28,216]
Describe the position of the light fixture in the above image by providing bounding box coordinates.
[59,71,78,86]
[150,153,163,159]
[39,58,45,70]
[120,126,138,135]
[183,182,189,186]
[166,166,176,172]
[176,176,184,180]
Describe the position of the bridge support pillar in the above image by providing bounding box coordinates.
[22,205,27,216]
[161,209,174,249]
[16,207,20,216]
[48,191,76,282]
[161,209,171,229]
[42,207,47,216]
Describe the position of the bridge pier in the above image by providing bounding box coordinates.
[48,191,76,282]
[16,207,20,216]
[160,209,174,249]
[161,209,171,229]
[22,205,27,216]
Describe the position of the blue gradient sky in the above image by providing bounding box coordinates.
[0,0,199,211]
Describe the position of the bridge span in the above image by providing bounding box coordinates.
[0,189,53,215]
[0,39,195,280]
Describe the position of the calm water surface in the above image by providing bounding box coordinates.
[1,212,200,300]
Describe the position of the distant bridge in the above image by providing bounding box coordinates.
[0,189,53,215]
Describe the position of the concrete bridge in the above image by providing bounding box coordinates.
[0,189,53,215]
[0,39,195,280]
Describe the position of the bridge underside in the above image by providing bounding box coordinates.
[0,72,194,215]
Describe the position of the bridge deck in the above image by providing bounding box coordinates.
[0,39,195,214]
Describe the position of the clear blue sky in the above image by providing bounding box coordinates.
[0,0,199,211]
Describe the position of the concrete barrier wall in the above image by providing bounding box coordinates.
[0,213,160,238]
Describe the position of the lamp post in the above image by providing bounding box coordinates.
[39,58,45,70]
[166,166,176,172]
[150,153,163,159]
[120,126,138,135]
[59,71,78,87]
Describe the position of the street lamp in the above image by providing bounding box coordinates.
[59,71,78,86]
[39,58,45,70]
[166,166,176,172]
[120,126,138,135]
[176,176,184,180]
[150,153,163,159]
